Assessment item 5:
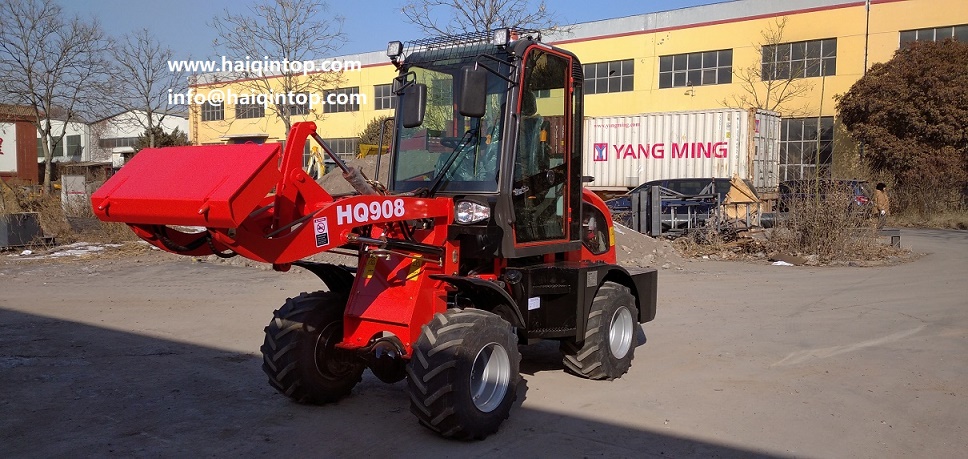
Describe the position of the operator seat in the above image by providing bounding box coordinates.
[514,90,562,241]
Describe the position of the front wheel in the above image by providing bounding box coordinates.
[561,281,638,380]
[261,291,365,404]
[407,308,521,440]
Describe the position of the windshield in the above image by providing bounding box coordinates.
[392,59,510,193]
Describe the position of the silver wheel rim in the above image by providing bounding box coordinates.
[609,307,633,359]
[470,342,511,413]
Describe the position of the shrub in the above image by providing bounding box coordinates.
[2,179,137,246]
[766,181,883,262]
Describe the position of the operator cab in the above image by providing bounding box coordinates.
[385,29,590,262]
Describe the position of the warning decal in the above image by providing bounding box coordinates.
[313,217,330,247]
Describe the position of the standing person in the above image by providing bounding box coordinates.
[873,182,890,228]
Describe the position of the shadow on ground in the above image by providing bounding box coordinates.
[0,308,782,457]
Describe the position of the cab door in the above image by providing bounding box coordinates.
[501,46,578,257]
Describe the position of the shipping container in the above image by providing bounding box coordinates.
[583,108,780,192]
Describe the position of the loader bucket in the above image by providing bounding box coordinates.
[91,143,281,228]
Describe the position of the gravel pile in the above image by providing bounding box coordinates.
[317,154,390,196]
[612,223,683,270]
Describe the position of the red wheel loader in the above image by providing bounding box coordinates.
[91,29,657,440]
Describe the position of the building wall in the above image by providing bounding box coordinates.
[0,121,40,184]
[90,110,189,163]
[189,0,967,178]
[15,122,38,183]
[36,120,91,163]
[0,122,17,175]
[557,0,964,119]
[190,56,397,148]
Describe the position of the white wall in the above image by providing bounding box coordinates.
[97,110,188,138]
[0,122,18,174]
[90,110,189,162]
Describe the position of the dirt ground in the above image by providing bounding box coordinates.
[1,228,966,457]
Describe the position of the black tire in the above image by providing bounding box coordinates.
[261,291,364,404]
[407,308,521,440]
[561,281,638,380]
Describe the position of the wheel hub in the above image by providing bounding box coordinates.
[314,322,359,379]
[609,307,633,359]
[470,342,511,413]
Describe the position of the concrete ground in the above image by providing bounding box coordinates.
[1,229,965,457]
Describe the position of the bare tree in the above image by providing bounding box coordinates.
[0,0,111,192]
[110,29,186,149]
[401,0,561,35]
[722,17,814,116]
[209,0,346,134]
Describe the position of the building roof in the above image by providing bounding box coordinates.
[544,0,861,43]
[0,104,39,122]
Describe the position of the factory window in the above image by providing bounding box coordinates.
[762,38,836,80]
[779,117,834,181]
[284,92,311,116]
[36,138,64,157]
[235,102,265,119]
[323,87,361,113]
[374,84,395,110]
[98,137,139,149]
[322,137,358,163]
[899,24,968,47]
[66,135,82,157]
[583,59,634,94]
[201,101,224,121]
[659,49,732,88]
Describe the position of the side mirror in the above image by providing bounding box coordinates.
[400,83,426,128]
[458,66,487,118]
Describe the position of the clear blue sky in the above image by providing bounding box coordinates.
[62,0,725,60]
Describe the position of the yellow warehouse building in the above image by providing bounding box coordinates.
[188,0,968,183]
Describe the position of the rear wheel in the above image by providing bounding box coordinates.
[261,291,364,404]
[407,308,521,440]
[562,281,638,380]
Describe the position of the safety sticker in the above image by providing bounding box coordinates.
[406,255,423,280]
[528,297,540,311]
[363,255,378,279]
[313,217,330,247]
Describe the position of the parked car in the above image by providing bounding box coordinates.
[776,179,873,213]
[605,177,760,232]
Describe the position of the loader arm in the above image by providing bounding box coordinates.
[91,121,455,266]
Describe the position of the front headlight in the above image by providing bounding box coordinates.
[455,201,490,224]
